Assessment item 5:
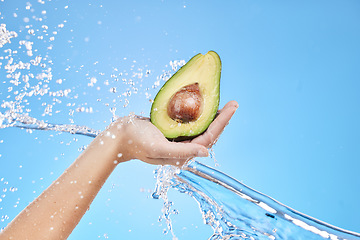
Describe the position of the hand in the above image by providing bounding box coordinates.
[109,100,238,166]
[189,100,239,148]
[0,101,237,240]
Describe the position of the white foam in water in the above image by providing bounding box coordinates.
[1,1,360,239]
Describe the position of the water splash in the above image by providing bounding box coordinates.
[0,24,18,48]
[1,112,360,239]
[152,165,180,240]
[2,110,358,239]
[155,161,360,240]
[0,111,99,137]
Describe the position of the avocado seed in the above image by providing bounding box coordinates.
[167,83,203,123]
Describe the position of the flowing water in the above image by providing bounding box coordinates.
[1,1,360,239]
[154,163,360,240]
[1,117,360,240]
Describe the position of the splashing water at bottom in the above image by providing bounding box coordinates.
[1,116,360,240]
[153,161,360,240]
[152,165,180,240]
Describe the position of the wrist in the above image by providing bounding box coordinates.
[103,118,132,164]
[93,121,130,165]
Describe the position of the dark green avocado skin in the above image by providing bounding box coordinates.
[169,134,200,142]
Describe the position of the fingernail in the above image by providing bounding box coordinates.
[197,148,209,157]
[233,101,239,109]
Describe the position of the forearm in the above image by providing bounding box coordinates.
[0,106,236,239]
[0,127,127,240]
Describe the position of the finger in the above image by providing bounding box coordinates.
[217,100,238,116]
[145,157,190,167]
[150,142,209,160]
[135,116,150,121]
[192,100,238,148]
[204,100,238,144]
[212,100,239,131]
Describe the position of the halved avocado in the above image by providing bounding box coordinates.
[150,51,221,140]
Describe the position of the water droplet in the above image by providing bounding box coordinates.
[78,145,87,152]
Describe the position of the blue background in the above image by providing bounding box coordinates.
[1,0,359,239]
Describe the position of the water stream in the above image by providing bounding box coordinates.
[1,116,359,240]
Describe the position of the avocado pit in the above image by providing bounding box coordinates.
[167,83,203,123]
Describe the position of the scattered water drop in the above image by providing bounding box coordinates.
[78,145,87,152]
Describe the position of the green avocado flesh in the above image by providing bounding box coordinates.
[150,51,221,140]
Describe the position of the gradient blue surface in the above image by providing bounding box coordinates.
[1,0,359,239]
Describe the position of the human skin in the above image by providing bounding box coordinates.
[0,100,238,240]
